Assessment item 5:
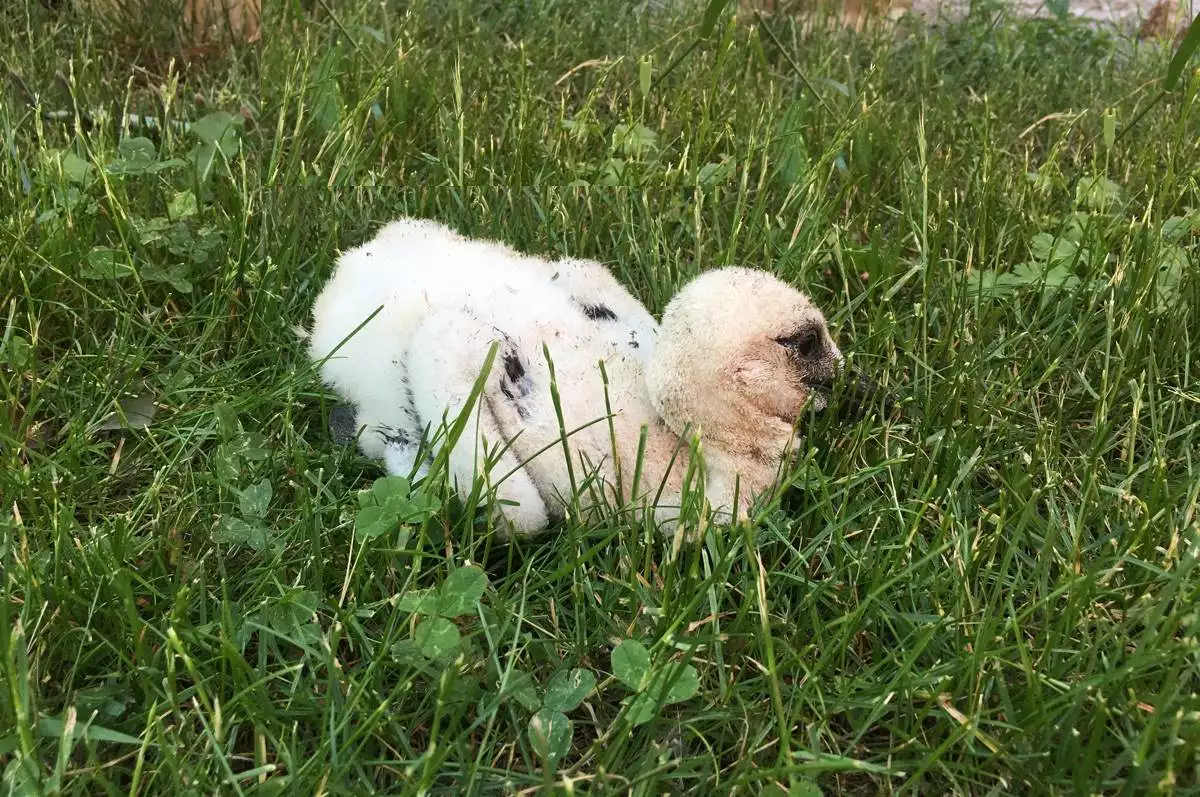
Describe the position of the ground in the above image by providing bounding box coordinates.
[909,0,1188,29]
[1,0,1198,795]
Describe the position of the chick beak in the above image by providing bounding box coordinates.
[810,367,897,420]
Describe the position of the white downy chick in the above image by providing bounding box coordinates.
[309,218,874,534]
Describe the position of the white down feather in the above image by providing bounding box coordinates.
[309,217,848,534]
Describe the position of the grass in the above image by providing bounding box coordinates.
[2,0,1199,793]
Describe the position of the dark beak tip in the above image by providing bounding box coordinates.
[827,367,901,420]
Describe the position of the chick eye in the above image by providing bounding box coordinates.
[776,328,821,359]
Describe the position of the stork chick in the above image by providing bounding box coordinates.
[309,217,886,534]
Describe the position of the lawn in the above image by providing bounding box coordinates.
[2,0,1198,793]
